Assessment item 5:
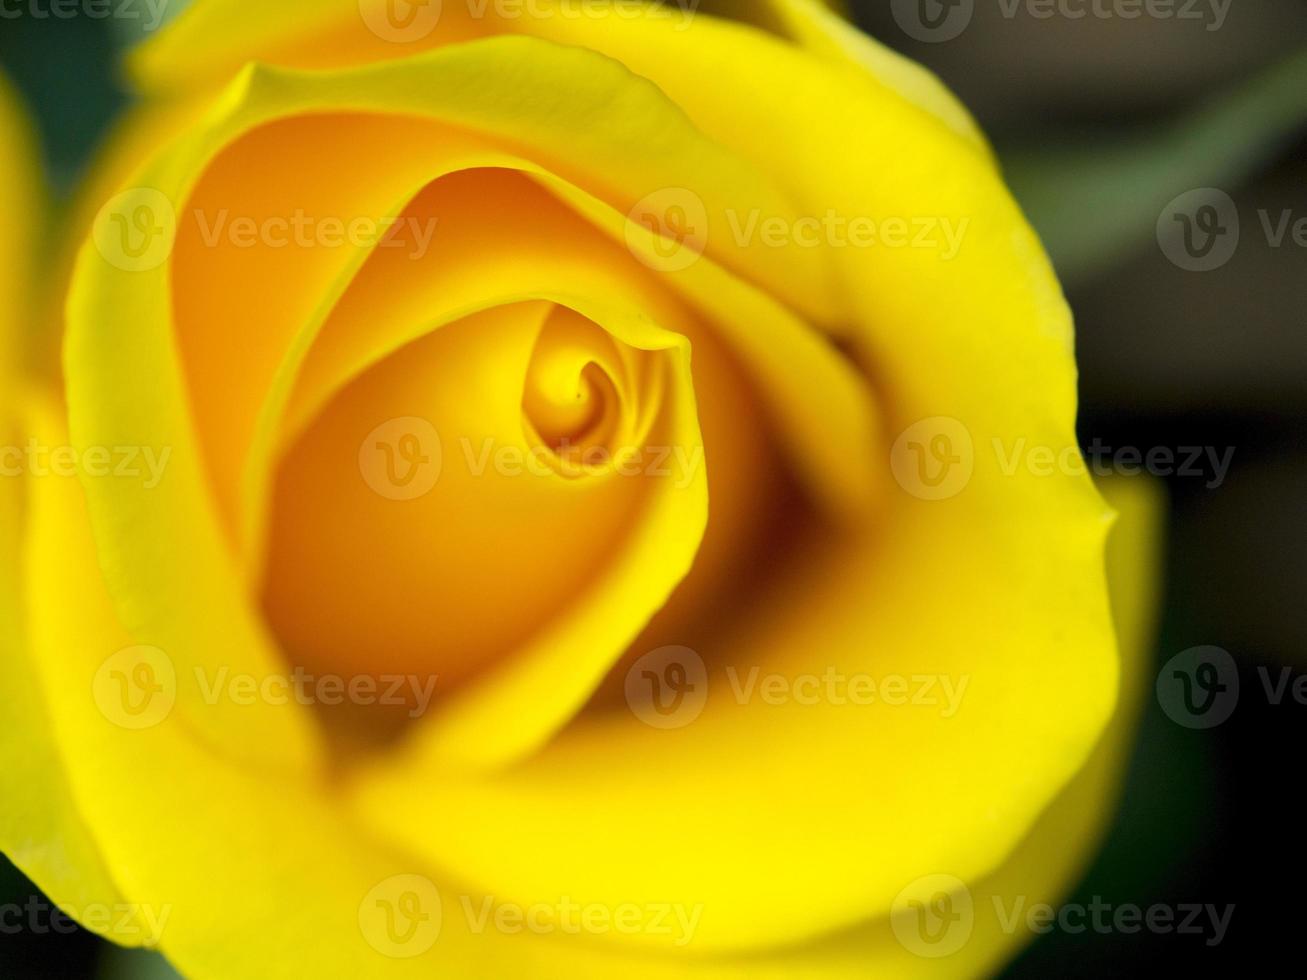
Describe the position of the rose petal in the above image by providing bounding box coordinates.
[17,408,1158,975]
[340,21,1117,952]
[0,75,145,943]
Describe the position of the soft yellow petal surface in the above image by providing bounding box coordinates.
[759,0,986,148]
[32,0,1140,972]
[333,27,1116,951]
[60,26,1121,955]
[1,394,149,946]
[65,40,856,770]
[0,75,140,939]
[18,438,1158,977]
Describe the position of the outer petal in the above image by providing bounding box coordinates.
[1,74,139,939]
[121,0,981,155]
[755,0,987,148]
[122,0,955,139]
[0,77,147,928]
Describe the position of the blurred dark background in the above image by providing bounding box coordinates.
[2,1,1305,976]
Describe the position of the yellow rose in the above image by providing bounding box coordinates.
[3,3,1160,977]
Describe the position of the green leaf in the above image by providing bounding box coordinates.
[1002,46,1307,286]
[98,946,186,980]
